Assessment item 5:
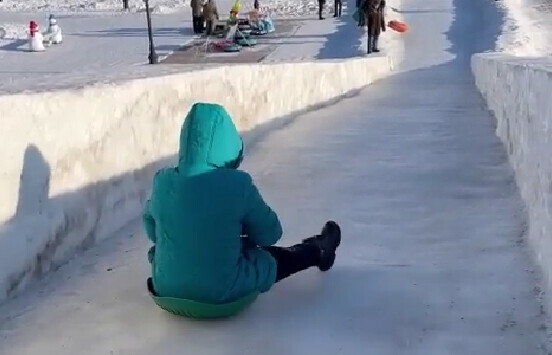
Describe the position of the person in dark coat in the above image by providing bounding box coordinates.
[191,0,204,34]
[362,0,386,54]
[318,0,326,20]
[334,0,342,17]
[203,0,219,36]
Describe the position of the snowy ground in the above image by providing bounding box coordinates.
[0,0,189,13]
[0,2,395,93]
[0,0,549,93]
[0,0,328,17]
[1,0,550,354]
[497,0,552,56]
[0,12,190,92]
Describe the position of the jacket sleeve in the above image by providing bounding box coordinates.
[242,177,282,247]
[143,198,156,243]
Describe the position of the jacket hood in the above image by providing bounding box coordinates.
[178,103,243,173]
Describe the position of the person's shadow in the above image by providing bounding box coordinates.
[15,144,51,218]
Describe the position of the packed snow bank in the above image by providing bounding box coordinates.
[496,0,552,56]
[0,0,188,13]
[0,23,28,40]
[472,52,552,305]
[0,0,336,16]
[0,56,392,303]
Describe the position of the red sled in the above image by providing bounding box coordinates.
[388,20,409,33]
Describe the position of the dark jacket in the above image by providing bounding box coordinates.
[191,0,202,17]
[364,0,382,14]
[360,0,386,33]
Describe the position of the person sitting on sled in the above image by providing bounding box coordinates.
[143,103,341,306]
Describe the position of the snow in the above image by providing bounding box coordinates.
[472,53,552,312]
[1,0,550,353]
[0,56,392,303]
[0,6,402,93]
[0,0,403,302]
[496,0,552,56]
[0,23,28,40]
[0,12,194,93]
[0,0,189,13]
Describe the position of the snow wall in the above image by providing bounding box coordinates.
[0,57,392,304]
[472,53,552,304]
[496,0,552,56]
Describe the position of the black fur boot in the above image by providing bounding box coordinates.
[303,221,341,271]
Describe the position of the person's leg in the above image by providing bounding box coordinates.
[338,0,342,16]
[264,221,341,282]
[210,19,216,35]
[367,13,376,54]
[367,25,373,54]
[195,17,202,34]
[333,0,339,17]
[371,14,381,52]
[372,33,380,52]
[264,243,321,282]
[206,20,213,35]
[319,1,325,19]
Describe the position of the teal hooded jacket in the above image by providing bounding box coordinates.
[143,103,282,304]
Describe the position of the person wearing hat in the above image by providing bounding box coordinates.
[143,103,342,308]
[361,0,386,54]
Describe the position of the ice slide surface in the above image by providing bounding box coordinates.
[0,0,549,354]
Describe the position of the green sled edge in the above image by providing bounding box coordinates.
[147,278,259,319]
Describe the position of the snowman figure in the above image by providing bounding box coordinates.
[43,14,63,45]
[28,21,45,52]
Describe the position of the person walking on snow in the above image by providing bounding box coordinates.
[361,0,386,54]
[190,0,204,34]
[143,103,341,307]
[318,0,326,20]
[334,0,342,17]
[203,0,219,35]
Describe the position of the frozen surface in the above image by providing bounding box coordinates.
[0,0,299,14]
[0,57,392,303]
[0,12,193,92]
[496,0,552,56]
[0,0,549,353]
[473,53,552,311]
[0,0,333,17]
[0,0,401,304]
[0,10,397,92]
[0,0,189,13]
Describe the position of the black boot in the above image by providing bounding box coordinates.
[372,35,380,52]
[303,221,341,271]
[367,35,373,54]
[192,17,197,34]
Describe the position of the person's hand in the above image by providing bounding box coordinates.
[147,246,155,264]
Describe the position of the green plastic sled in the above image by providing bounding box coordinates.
[147,278,258,319]
[224,44,241,52]
[235,32,251,39]
[237,38,257,47]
